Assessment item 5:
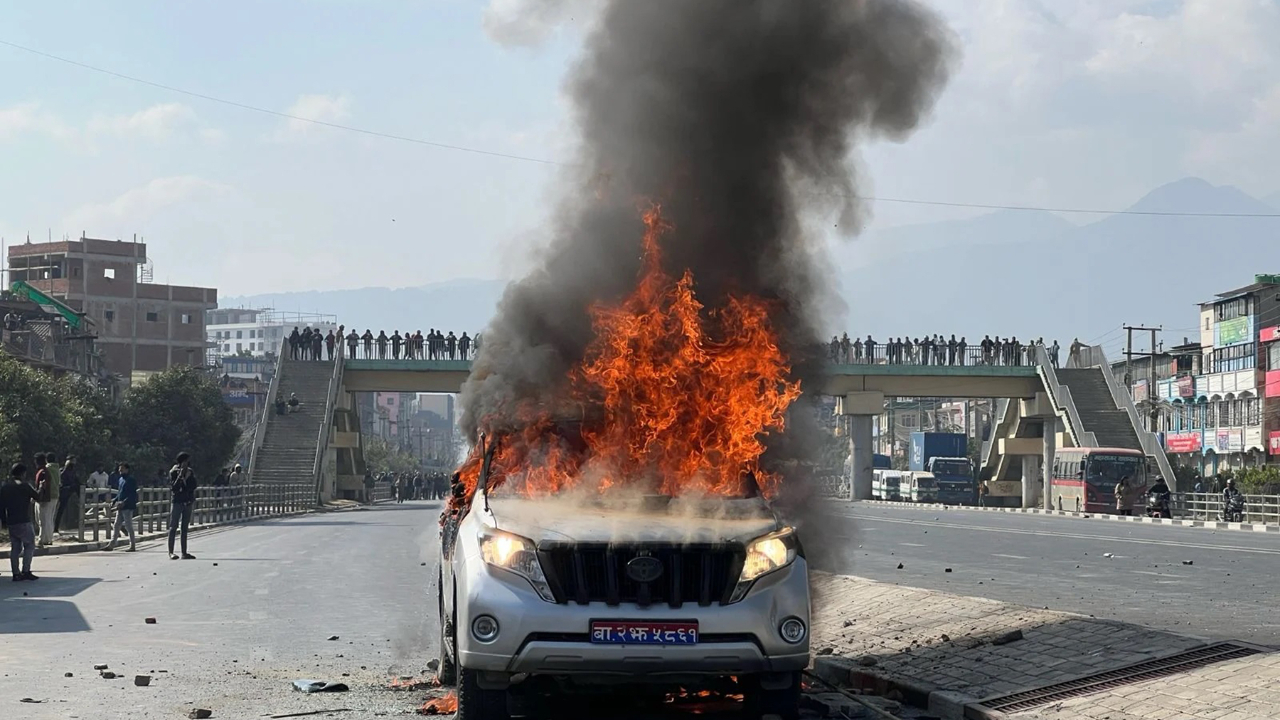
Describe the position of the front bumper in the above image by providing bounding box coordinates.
[456,557,811,677]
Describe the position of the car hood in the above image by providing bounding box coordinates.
[485,496,781,546]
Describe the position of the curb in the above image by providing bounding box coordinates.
[0,500,393,561]
[817,657,982,720]
[854,500,1280,533]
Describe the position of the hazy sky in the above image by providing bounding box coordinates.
[3,0,1278,297]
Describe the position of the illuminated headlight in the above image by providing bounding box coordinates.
[730,528,799,603]
[479,530,555,602]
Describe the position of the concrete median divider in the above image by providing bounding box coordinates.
[853,498,1280,533]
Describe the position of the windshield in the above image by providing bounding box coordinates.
[1086,455,1145,488]
[931,460,972,477]
[915,476,937,490]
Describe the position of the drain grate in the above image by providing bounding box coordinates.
[970,642,1269,716]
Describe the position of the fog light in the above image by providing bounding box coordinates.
[779,617,806,644]
[472,615,500,643]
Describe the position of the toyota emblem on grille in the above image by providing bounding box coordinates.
[626,556,664,583]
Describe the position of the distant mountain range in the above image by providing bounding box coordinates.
[226,178,1280,351]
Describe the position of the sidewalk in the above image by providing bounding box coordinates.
[0,499,383,560]
[857,499,1280,534]
[809,574,1277,720]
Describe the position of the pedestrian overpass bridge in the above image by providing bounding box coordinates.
[251,345,1172,513]
[341,357,1044,398]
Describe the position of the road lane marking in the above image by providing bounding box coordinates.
[991,553,1029,559]
[255,589,269,595]
[834,511,1280,556]
[899,542,927,547]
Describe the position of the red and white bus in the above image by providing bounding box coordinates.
[1049,447,1149,514]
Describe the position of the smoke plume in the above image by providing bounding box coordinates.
[463,1,953,498]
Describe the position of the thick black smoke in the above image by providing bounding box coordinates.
[463,1,953,494]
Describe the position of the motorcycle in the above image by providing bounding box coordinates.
[1220,494,1246,523]
[1146,490,1171,519]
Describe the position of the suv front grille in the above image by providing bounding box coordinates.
[540,544,744,608]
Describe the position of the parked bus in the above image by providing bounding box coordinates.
[900,472,939,503]
[1050,447,1149,513]
[872,469,903,501]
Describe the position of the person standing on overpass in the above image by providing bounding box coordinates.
[362,329,374,358]
[459,332,472,359]
[346,329,359,359]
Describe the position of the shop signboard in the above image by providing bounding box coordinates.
[1165,432,1202,453]
[1270,431,1280,456]
[1227,429,1244,453]
[1261,326,1280,343]
[1177,376,1195,398]
[1267,370,1280,398]
[1216,430,1231,453]
[222,388,256,407]
[1219,317,1249,346]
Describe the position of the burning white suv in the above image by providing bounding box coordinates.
[438,475,811,719]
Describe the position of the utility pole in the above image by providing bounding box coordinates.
[1123,325,1163,429]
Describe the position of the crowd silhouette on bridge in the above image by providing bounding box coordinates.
[828,335,1062,368]
[287,326,480,362]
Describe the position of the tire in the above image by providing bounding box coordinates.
[456,668,510,720]
[742,671,801,720]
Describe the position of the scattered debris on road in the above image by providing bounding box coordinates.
[134,674,151,687]
[1183,560,1194,565]
[326,635,339,641]
[145,617,157,624]
[188,709,213,719]
[991,629,1024,646]
[292,679,349,693]
[1103,553,1114,558]
[19,698,42,704]
[100,671,117,679]
[388,676,439,691]
[93,663,108,670]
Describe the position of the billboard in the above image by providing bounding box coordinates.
[1218,317,1249,346]
[1270,431,1280,456]
[1176,376,1195,398]
[1165,432,1202,453]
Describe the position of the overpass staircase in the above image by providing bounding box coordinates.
[981,344,1173,495]
[248,348,342,492]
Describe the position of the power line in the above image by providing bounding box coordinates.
[6,37,1280,219]
[0,38,563,167]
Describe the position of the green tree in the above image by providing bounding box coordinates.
[363,436,420,475]
[119,366,241,483]
[0,354,67,464]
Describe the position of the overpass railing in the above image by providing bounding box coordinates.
[1033,343,1098,449]
[248,335,288,481]
[76,483,315,543]
[313,347,345,499]
[827,342,1043,367]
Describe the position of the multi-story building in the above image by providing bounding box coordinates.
[6,236,217,386]
[1155,275,1280,475]
[206,308,337,363]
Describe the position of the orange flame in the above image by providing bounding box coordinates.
[417,690,458,715]
[456,203,801,504]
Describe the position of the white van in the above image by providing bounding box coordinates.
[872,470,903,501]
[900,472,939,503]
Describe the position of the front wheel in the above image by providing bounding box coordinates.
[456,668,510,720]
[741,671,801,720]
[437,579,457,686]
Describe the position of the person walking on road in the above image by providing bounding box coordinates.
[104,463,138,552]
[34,453,58,546]
[2,463,41,581]
[168,452,198,560]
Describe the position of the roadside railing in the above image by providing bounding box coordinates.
[312,349,344,497]
[1170,492,1280,525]
[371,483,396,503]
[248,335,289,479]
[77,483,316,543]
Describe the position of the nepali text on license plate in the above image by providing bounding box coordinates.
[590,621,698,645]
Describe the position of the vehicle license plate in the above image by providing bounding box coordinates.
[590,621,699,645]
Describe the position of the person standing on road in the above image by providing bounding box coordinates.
[1114,476,1133,516]
[54,457,81,532]
[34,453,58,546]
[229,463,246,487]
[978,479,990,507]
[168,452,198,560]
[2,463,41,581]
[104,462,138,552]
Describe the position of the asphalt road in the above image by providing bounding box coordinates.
[814,502,1280,646]
[0,503,835,720]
